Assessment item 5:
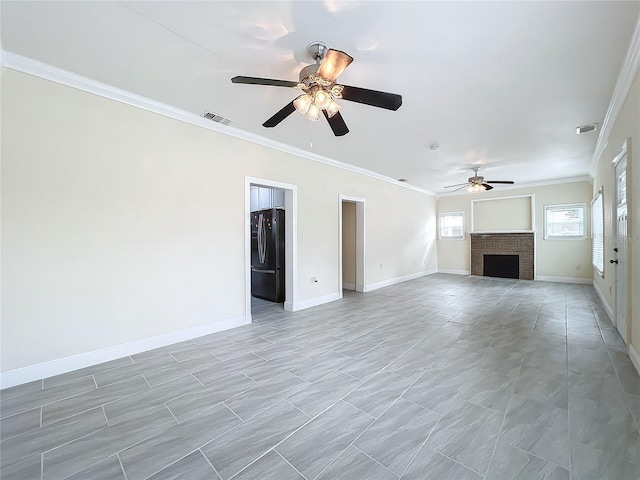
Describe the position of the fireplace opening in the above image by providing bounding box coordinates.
[483,254,519,279]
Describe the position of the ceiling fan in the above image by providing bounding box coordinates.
[444,167,515,193]
[231,41,402,136]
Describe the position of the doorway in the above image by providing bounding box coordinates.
[339,195,365,297]
[612,144,628,343]
[245,177,297,323]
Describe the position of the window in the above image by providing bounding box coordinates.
[544,204,585,239]
[592,189,604,276]
[439,212,464,239]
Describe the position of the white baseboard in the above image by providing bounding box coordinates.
[630,345,640,377]
[535,275,593,285]
[365,270,436,292]
[342,282,356,291]
[438,269,471,276]
[592,280,614,323]
[292,292,341,312]
[0,315,249,389]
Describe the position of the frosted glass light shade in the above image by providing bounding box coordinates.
[305,103,321,121]
[314,89,332,110]
[325,99,341,118]
[293,94,312,115]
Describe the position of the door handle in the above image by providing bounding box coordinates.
[610,259,619,264]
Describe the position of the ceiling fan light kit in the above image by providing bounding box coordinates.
[468,183,487,193]
[444,167,514,193]
[293,85,342,120]
[231,41,402,136]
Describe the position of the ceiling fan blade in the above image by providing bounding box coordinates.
[452,185,470,193]
[340,85,402,111]
[485,180,515,184]
[317,49,353,83]
[231,76,299,88]
[323,110,349,136]
[482,184,494,191]
[263,101,296,128]
[444,183,470,188]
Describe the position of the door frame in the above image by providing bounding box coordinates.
[245,177,298,320]
[338,195,366,297]
[612,140,629,343]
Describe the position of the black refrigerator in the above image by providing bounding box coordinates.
[251,208,285,302]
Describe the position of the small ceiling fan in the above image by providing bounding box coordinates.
[444,167,515,192]
[231,41,402,136]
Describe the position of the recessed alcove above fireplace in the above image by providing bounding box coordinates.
[471,233,534,280]
[468,194,535,280]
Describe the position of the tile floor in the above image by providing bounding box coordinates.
[2,274,640,479]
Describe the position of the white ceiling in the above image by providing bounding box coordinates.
[3,1,639,193]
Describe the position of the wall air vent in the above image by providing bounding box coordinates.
[201,111,231,125]
[576,123,598,134]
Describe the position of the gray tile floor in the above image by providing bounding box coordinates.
[2,274,640,479]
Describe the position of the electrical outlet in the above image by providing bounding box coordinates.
[576,264,581,270]
[380,263,383,269]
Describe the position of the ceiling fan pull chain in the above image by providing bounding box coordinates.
[309,121,314,149]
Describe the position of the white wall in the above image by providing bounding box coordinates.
[437,181,593,280]
[592,66,639,351]
[1,70,438,375]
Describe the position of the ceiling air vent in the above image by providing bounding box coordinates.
[576,123,598,134]
[201,111,231,125]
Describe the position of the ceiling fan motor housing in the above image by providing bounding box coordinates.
[299,64,320,83]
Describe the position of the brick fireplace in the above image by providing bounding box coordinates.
[470,232,534,280]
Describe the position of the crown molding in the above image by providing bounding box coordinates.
[590,13,640,175]
[437,175,592,197]
[2,50,437,197]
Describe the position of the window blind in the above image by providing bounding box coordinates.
[592,190,604,275]
[544,204,585,238]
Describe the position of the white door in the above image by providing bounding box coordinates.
[613,152,627,343]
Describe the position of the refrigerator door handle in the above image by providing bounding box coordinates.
[257,213,266,264]
[252,268,276,273]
